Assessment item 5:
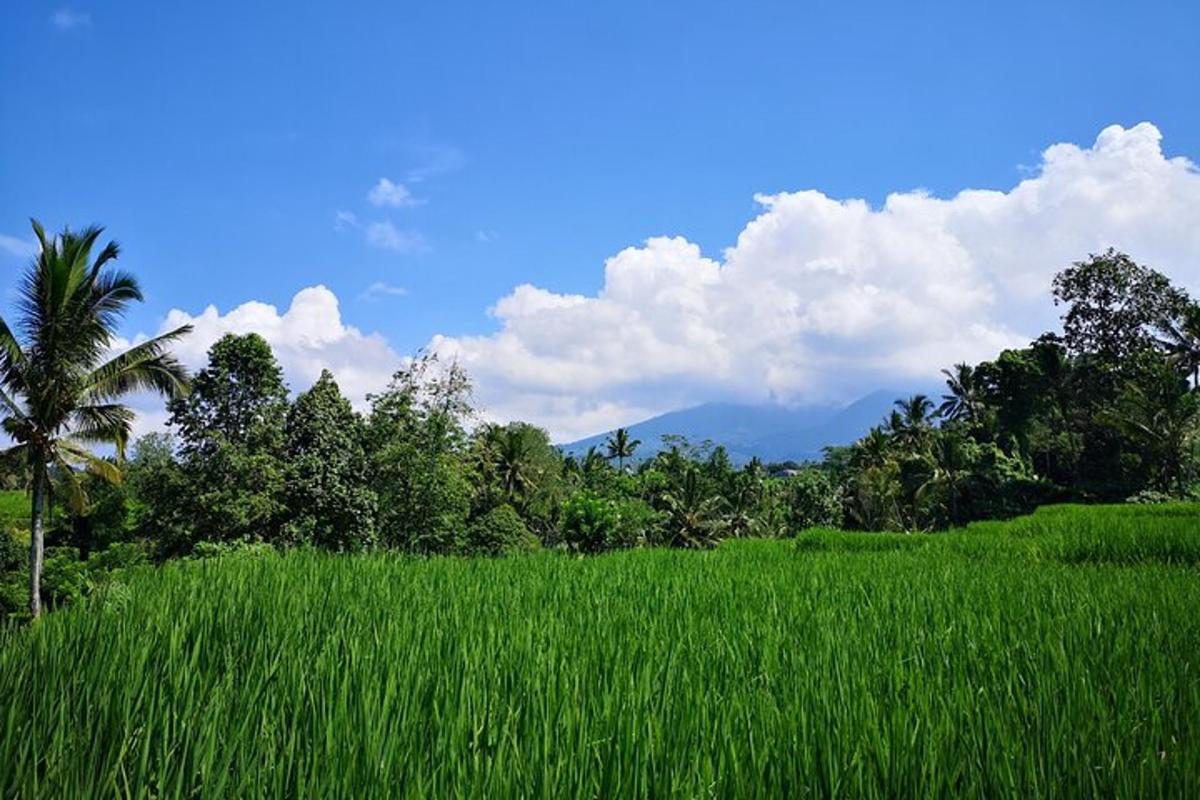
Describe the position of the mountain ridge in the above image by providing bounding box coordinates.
[559,389,921,465]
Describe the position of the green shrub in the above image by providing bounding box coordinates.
[40,547,89,607]
[560,491,657,553]
[464,505,540,556]
[190,540,277,560]
[785,469,843,530]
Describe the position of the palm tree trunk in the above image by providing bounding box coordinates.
[28,464,45,620]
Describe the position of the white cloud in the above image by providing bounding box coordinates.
[429,123,1200,440]
[333,210,359,232]
[0,234,38,260]
[367,178,421,208]
[52,9,90,29]
[475,229,498,243]
[365,221,427,253]
[360,281,407,301]
[129,123,1200,443]
[119,287,402,440]
[157,286,403,405]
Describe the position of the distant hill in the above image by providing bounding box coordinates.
[559,390,912,465]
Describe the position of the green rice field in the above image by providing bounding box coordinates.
[2,504,1198,797]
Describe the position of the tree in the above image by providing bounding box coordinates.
[916,432,974,525]
[168,333,288,458]
[937,363,984,424]
[366,353,474,553]
[283,370,376,550]
[1101,363,1199,493]
[0,221,190,617]
[657,466,725,548]
[890,394,935,453]
[1052,249,1188,363]
[785,468,843,530]
[1158,303,1200,389]
[604,427,641,472]
[473,422,562,519]
[166,333,289,548]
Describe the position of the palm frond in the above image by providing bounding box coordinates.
[70,403,136,457]
[81,328,192,404]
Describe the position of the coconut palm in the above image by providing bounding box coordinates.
[604,427,641,472]
[1159,303,1200,389]
[658,467,725,548]
[852,426,893,470]
[917,433,974,525]
[937,363,983,423]
[890,394,935,453]
[0,221,190,618]
[488,424,542,509]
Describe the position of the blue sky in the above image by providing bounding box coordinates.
[3,1,1200,438]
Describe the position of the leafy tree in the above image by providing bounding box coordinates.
[1052,249,1188,363]
[785,468,843,530]
[367,353,473,553]
[0,221,189,617]
[282,370,376,550]
[166,333,288,549]
[604,427,641,472]
[169,333,288,458]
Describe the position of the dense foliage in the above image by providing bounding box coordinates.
[2,503,1197,797]
[4,243,1200,615]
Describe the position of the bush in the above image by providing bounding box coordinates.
[560,492,657,553]
[0,527,22,574]
[464,505,539,557]
[190,540,277,560]
[786,469,843,530]
[560,492,618,554]
[41,547,89,607]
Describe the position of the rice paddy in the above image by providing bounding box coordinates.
[2,503,1198,798]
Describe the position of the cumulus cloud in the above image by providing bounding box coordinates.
[367,178,421,208]
[122,287,404,440]
[429,123,1200,440]
[127,123,1200,443]
[156,286,403,403]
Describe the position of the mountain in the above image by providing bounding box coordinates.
[559,390,911,465]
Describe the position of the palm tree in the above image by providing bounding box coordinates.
[890,394,935,453]
[917,433,973,525]
[658,467,725,548]
[1101,370,1200,492]
[0,221,190,618]
[852,426,892,470]
[1159,303,1200,389]
[604,427,641,472]
[489,425,540,509]
[937,363,982,423]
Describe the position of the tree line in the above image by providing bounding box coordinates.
[3,223,1199,619]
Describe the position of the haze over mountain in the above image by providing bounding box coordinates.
[560,390,916,465]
